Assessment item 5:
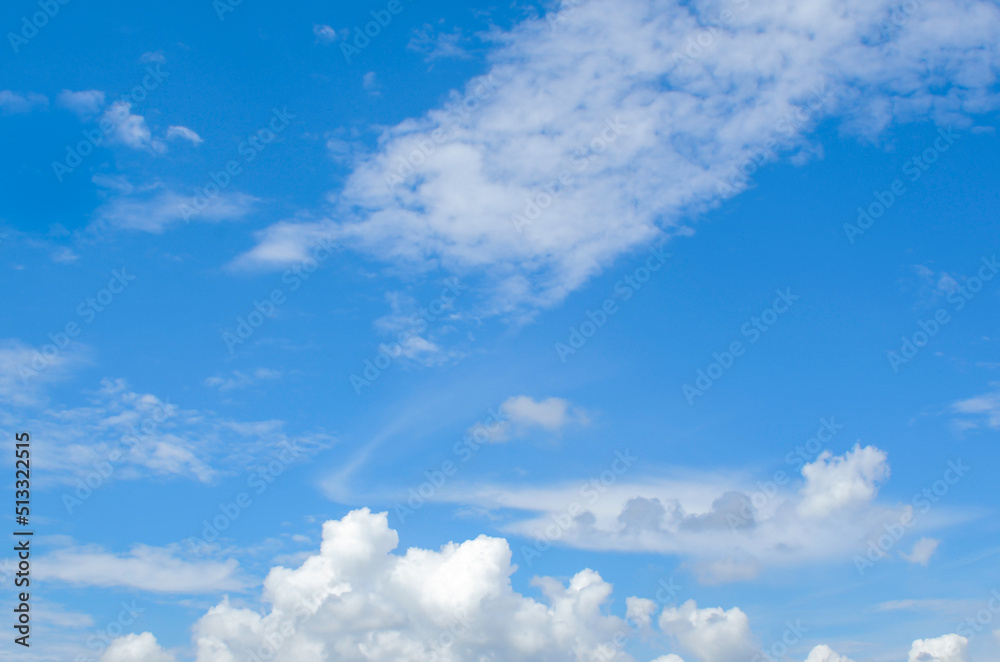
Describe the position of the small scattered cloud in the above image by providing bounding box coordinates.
[101,101,165,152]
[951,388,1000,430]
[313,24,347,43]
[491,395,589,441]
[407,22,470,61]
[140,51,166,64]
[165,125,204,145]
[903,537,940,566]
[56,89,106,119]
[205,368,283,392]
[0,90,48,114]
[362,71,380,93]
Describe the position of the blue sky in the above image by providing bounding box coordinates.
[1,0,1000,661]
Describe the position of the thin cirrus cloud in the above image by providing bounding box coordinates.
[89,508,968,662]
[35,544,246,593]
[166,124,204,145]
[231,0,1000,316]
[951,389,1000,430]
[89,186,258,234]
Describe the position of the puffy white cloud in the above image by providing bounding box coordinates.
[166,125,204,145]
[234,0,1000,314]
[57,89,106,118]
[908,634,969,662]
[797,445,890,518]
[99,633,176,662]
[88,511,977,662]
[902,537,940,566]
[0,90,48,114]
[36,544,246,593]
[805,644,855,662]
[189,508,647,661]
[658,600,757,662]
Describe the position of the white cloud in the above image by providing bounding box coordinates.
[205,368,283,392]
[187,508,647,661]
[805,645,855,662]
[408,22,470,61]
[951,389,1000,430]
[903,537,940,566]
[494,395,588,439]
[0,90,48,114]
[7,377,332,488]
[797,445,890,518]
[91,187,257,234]
[313,24,346,43]
[102,101,164,152]
[56,89,106,118]
[908,634,968,662]
[99,633,176,662]
[0,339,88,407]
[86,510,977,662]
[166,124,204,145]
[233,0,1000,314]
[440,444,902,581]
[658,601,758,662]
[36,544,246,593]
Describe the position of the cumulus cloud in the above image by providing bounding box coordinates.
[659,601,758,662]
[57,89,106,118]
[908,634,969,662]
[903,537,940,566]
[0,90,48,114]
[805,645,855,662]
[233,0,1000,314]
[443,444,897,581]
[188,508,649,661]
[89,511,974,662]
[36,544,246,593]
[797,445,890,518]
[99,633,176,662]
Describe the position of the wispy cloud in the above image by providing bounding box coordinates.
[234,0,1000,316]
